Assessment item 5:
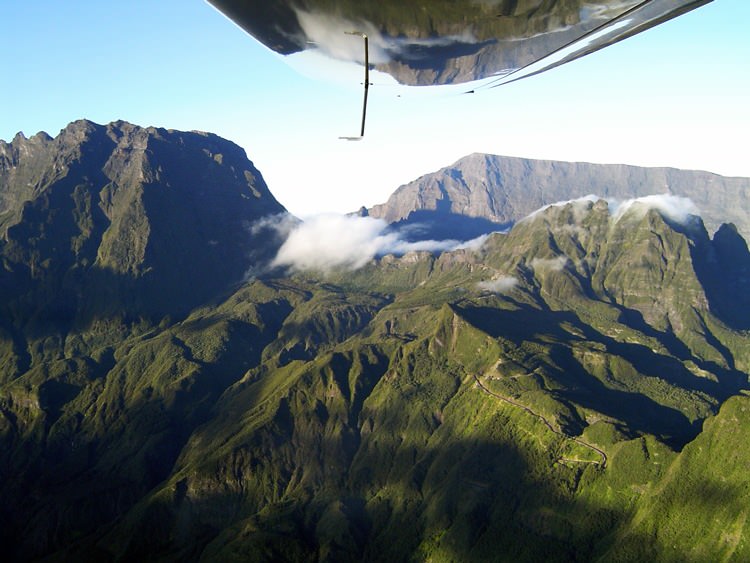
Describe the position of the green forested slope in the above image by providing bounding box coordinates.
[2,127,750,561]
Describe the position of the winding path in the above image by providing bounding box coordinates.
[473,374,607,468]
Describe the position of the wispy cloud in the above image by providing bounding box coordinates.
[609,194,700,225]
[530,256,569,272]
[477,276,518,293]
[521,194,700,227]
[248,212,299,238]
[453,234,491,251]
[269,214,487,273]
[521,195,600,222]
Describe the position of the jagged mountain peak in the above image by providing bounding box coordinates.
[61,117,100,133]
[5,130,53,145]
[0,119,287,325]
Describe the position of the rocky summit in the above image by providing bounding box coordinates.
[2,123,750,562]
[0,119,286,326]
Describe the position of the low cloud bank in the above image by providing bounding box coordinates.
[269,214,489,272]
[263,194,700,274]
[249,212,299,239]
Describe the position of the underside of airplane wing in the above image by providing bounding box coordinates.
[207,0,713,88]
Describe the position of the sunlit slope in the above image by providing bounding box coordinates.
[1,184,750,559]
[600,392,750,562]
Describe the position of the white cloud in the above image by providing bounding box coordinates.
[609,194,700,225]
[270,213,484,272]
[530,256,569,272]
[521,195,600,222]
[477,276,518,293]
[453,233,491,251]
[248,212,299,238]
[521,194,701,227]
[266,194,701,275]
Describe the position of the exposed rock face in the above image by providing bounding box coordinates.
[0,120,286,322]
[368,153,750,240]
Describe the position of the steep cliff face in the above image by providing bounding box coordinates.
[0,120,286,325]
[368,153,750,240]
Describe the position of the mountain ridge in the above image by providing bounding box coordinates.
[1,119,286,327]
[368,153,750,241]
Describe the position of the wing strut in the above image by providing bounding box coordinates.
[339,32,369,141]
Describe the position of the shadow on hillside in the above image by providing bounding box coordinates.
[0,296,296,562]
[4,316,747,563]
[389,208,512,242]
[454,303,748,449]
[0,244,280,345]
[692,223,750,331]
[597,477,750,561]
[48,421,603,563]
[48,402,749,563]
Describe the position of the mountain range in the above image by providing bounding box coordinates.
[2,121,750,561]
[367,153,750,242]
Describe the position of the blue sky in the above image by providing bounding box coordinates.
[2,0,748,216]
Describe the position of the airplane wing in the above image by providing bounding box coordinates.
[207,0,712,88]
